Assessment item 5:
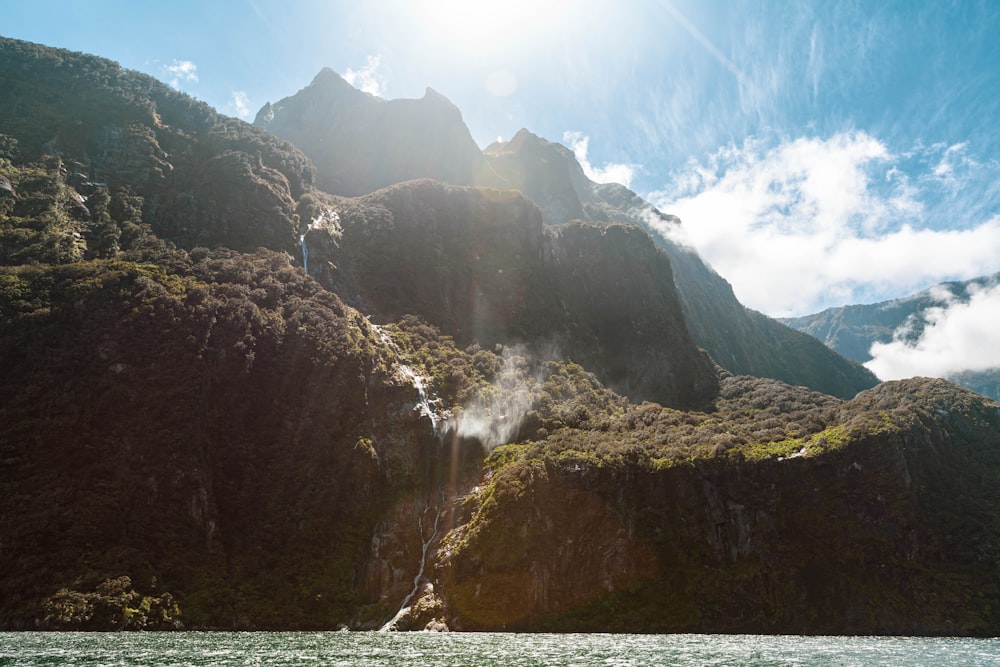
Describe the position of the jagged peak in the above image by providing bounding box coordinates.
[311,66,348,86]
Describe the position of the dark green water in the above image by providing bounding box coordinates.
[1,632,998,666]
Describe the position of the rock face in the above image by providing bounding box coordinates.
[480,129,878,399]
[306,179,719,409]
[255,68,484,196]
[782,273,1000,401]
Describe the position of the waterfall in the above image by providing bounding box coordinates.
[300,233,309,274]
[379,505,443,632]
[371,324,442,434]
[299,208,341,276]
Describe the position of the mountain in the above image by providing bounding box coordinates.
[782,273,1000,400]
[301,179,718,409]
[2,38,1000,635]
[255,68,483,197]
[256,81,878,399]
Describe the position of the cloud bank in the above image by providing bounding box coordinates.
[649,132,1000,316]
[866,281,1000,381]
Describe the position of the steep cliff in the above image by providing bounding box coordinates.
[0,249,466,628]
[300,179,719,409]
[481,129,878,399]
[438,377,1000,635]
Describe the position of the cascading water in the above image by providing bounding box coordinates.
[300,233,309,274]
[299,208,341,276]
[371,323,443,434]
[378,505,443,632]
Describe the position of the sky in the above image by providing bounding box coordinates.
[4,0,1000,380]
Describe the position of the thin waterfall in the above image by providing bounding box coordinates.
[379,505,443,632]
[371,323,442,434]
[299,208,341,275]
[300,232,309,274]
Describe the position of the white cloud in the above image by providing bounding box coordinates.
[229,91,252,120]
[344,55,386,97]
[649,132,1000,316]
[866,281,1000,380]
[162,59,198,89]
[563,131,636,188]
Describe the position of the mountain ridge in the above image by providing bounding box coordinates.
[782,273,1000,401]
[257,77,878,399]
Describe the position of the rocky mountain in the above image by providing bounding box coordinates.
[2,38,999,635]
[255,68,484,197]
[301,179,718,409]
[782,274,1000,400]
[256,79,877,399]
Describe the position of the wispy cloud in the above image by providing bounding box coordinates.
[563,131,636,188]
[162,59,198,89]
[649,132,1000,316]
[344,54,386,97]
[228,91,252,120]
[866,281,1000,380]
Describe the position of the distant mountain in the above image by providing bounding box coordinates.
[257,81,877,399]
[782,274,1000,400]
[3,39,999,635]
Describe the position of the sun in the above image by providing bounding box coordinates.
[412,0,575,58]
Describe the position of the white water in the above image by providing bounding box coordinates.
[371,323,443,434]
[379,505,443,632]
[300,233,309,274]
[299,209,341,276]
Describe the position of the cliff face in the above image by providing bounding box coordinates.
[438,377,1000,635]
[303,179,718,409]
[480,129,878,399]
[0,250,471,629]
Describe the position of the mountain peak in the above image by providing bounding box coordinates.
[312,66,347,86]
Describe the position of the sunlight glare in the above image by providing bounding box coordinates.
[415,0,574,57]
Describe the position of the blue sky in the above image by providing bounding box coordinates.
[4,0,1000,351]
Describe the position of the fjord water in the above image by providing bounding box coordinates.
[2,633,999,666]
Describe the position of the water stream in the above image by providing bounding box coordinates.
[371,323,443,434]
[379,505,443,632]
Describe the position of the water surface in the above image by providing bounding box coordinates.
[2,631,998,666]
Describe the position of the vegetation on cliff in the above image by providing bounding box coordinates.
[440,377,1000,635]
